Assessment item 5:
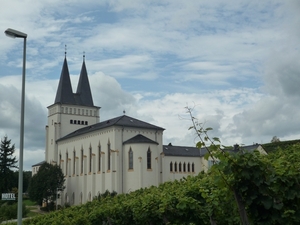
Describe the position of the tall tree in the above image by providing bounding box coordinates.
[28,162,65,209]
[0,136,18,193]
[271,136,280,143]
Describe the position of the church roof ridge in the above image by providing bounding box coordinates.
[123,134,159,145]
[57,115,164,142]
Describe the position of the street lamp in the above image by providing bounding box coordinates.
[5,28,27,225]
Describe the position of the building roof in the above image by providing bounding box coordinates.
[32,160,45,167]
[163,144,207,157]
[54,56,94,107]
[163,143,264,157]
[123,134,158,145]
[54,57,76,105]
[75,59,94,106]
[58,115,165,142]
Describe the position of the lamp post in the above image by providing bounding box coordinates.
[4,28,27,225]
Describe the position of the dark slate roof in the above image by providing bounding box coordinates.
[123,134,158,145]
[58,115,165,141]
[76,60,94,106]
[163,145,208,157]
[226,144,262,153]
[54,57,95,107]
[163,144,263,157]
[54,57,76,105]
[32,161,45,167]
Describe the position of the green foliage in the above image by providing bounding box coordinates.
[19,173,239,225]
[0,136,18,193]
[28,162,65,209]
[262,139,300,153]
[0,202,28,222]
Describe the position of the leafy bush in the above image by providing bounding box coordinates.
[0,202,28,222]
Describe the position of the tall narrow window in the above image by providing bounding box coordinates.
[128,148,133,169]
[73,151,76,175]
[147,148,151,169]
[183,162,186,172]
[89,146,92,173]
[66,152,68,176]
[179,162,182,172]
[174,162,177,172]
[81,149,84,174]
[107,142,111,170]
[98,145,101,172]
[59,154,62,167]
[192,163,195,172]
[170,162,173,172]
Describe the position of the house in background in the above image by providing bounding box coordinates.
[31,161,45,176]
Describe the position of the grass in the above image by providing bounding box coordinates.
[26,210,40,218]
[23,199,37,206]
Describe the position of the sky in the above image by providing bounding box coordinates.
[0,0,300,171]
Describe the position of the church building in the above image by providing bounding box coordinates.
[33,54,264,206]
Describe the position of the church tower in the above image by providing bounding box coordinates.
[45,55,100,164]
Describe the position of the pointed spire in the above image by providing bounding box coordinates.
[76,54,94,106]
[54,56,76,104]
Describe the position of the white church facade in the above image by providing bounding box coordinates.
[32,55,264,206]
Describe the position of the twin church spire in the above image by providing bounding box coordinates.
[54,54,94,107]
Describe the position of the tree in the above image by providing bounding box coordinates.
[271,136,280,143]
[28,162,65,209]
[0,136,18,193]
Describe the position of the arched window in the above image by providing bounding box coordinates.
[88,192,91,201]
[72,192,75,205]
[107,141,111,170]
[170,162,173,172]
[80,192,83,204]
[179,162,182,172]
[89,146,92,173]
[128,148,133,169]
[73,150,76,175]
[147,148,151,169]
[183,162,186,172]
[174,162,177,172]
[65,193,68,204]
[98,144,101,172]
[187,163,190,172]
[59,154,62,167]
[192,162,195,172]
[81,149,84,174]
[66,152,68,175]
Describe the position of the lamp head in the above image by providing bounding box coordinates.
[5,28,27,38]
